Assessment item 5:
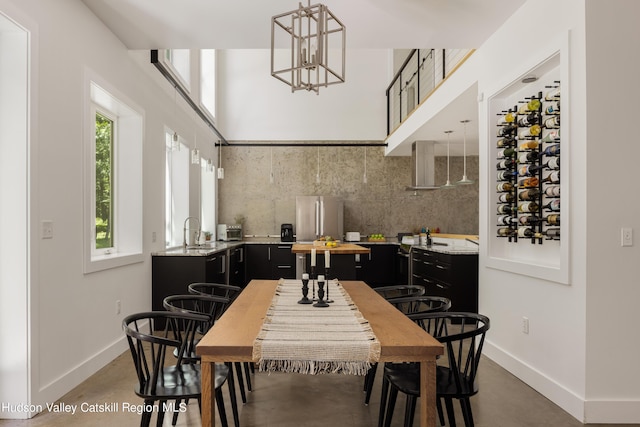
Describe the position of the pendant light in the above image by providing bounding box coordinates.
[441,130,455,189]
[363,146,368,184]
[191,110,200,164]
[457,119,474,185]
[316,146,321,183]
[269,146,275,184]
[217,140,224,179]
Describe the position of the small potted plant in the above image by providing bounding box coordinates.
[204,231,212,241]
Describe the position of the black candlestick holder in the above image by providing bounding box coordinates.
[310,265,317,301]
[313,276,330,307]
[324,268,334,303]
[298,275,312,304]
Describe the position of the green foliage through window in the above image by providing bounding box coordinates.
[95,112,113,249]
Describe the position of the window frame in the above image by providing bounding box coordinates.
[92,106,116,256]
[84,73,144,273]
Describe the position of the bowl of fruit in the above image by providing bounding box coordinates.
[368,234,386,242]
[313,235,340,247]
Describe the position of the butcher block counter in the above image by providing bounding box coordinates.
[291,243,371,255]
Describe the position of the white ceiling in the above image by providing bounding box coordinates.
[81,0,525,49]
[81,0,526,155]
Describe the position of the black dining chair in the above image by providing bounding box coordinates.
[373,284,426,300]
[123,311,230,427]
[163,294,241,427]
[379,312,490,427]
[188,282,243,306]
[363,295,451,405]
[188,282,253,398]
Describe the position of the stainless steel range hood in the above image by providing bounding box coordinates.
[406,141,438,190]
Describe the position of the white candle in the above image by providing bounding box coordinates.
[302,273,309,280]
[317,275,325,282]
[325,250,330,268]
[310,248,316,266]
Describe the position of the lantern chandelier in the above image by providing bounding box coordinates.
[271,0,346,94]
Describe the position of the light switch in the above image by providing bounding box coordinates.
[622,228,633,247]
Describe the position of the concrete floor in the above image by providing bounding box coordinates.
[0,351,636,427]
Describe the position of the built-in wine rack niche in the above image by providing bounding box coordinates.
[496,81,560,244]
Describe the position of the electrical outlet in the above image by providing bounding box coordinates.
[42,220,53,239]
[116,300,121,315]
[622,228,633,247]
[522,317,529,334]
[152,231,157,243]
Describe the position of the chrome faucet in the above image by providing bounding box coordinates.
[183,216,201,248]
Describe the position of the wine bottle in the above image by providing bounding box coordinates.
[498,193,514,203]
[542,171,560,184]
[518,151,539,163]
[497,123,517,137]
[543,116,560,128]
[517,227,541,238]
[544,101,560,115]
[543,228,561,239]
[497,170,517,181]
[528,98,541,111]
[518,164,536,176]
[518,176,539,188]
[518,201,539,213]
[518,112,538,127]
[542,199,560,211]
[519,140,540,151]
[518,189,540,201]
[524,157,560,174]
[545,87,560,101]
[541,129,560,143]
[497,227,516,237]
[496,112,515,125]
[518,125,541,139]
[518,215,541,226]
[497,137,516,148]
[497,215,517,226]
[544,214,560,225]
[497,159,516,170]
[544,186,560,197]
[497,204,515,214]
[542,144,560,156]
[496,182,514,192]
[497,147,517,158]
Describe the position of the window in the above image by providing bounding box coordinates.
[200,49,216,120]
[165,131,189,248]
[84,77,143,273]
[200,158,216,238]
[165,49,191,91]
[94,111,114,252]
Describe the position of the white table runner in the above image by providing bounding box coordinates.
[253,279,381,375]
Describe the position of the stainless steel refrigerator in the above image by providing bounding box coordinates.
[295,196,344,242]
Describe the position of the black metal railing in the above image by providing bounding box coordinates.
[386,49,474,136]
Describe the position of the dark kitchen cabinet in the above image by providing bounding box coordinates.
[228,246,245,287]
[355,244,401,287]
[410,247,478,313]
[304,252,356,281]
[152,250,227,328]
[245,244,296,280]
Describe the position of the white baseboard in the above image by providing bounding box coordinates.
[485,341,640,424]
[484,340,585,422]
[33,335,128,411]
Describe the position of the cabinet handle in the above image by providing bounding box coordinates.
[277,245,290,249]
[238,248,244,263]
[435,264,447,270]
[268,247,271,261]
[435,283,445,289]
[276,265,292,269]
[423,261,434,266]
[355,265,362,269]
[221,254,226,274]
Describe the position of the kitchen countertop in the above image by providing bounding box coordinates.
[152,235,478,256]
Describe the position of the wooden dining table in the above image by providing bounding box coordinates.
[196,279,444,427]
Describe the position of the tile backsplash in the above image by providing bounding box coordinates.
[218,144,478,238]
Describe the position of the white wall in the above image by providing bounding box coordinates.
[217,49,389,141]
[0,0,216,417]
[465,0,640,422]
[583,0,640,421]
